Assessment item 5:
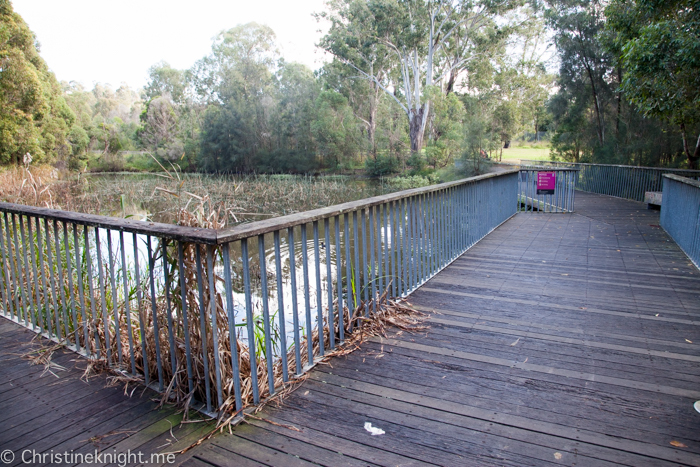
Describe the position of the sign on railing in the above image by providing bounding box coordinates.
[518,168,578,213]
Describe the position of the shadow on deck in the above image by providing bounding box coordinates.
[2,191,700,466]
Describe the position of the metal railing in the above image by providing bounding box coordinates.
[520,160,700,202]
[0,170,519,416]
[660,174,700,268]
[517,168,578,212]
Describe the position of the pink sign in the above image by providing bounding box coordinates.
[537,172,556,195]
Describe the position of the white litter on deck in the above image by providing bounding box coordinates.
[364,422,385,436]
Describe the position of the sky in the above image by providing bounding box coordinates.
[12,0,330,91]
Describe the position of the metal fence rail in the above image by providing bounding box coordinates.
[0,170,519,416]
[518,168,578,212]
[520,160,700,202]
[660,174,700,268]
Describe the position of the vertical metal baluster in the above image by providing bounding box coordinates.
[408,197,416,291]
[222,243,242,409]
[273,231,288,382]
[147,236,164,391]
[430,192,436,274]
[177,242,192,393]
[440,190,449,269]
[241,239,260,404]
[257,235,275,395]
[288,227,302,376]
[402,199,408,296]
[343,213,352,334]
[324,218,335,350]
[106,231,122,362]
[53,220,69,339]
[83,227,99,356]
[416,197,423,283]
[360,209,369,314]
[369,208,375,313]
[194,246,211,412]
[450,189,456,258]
[16,216,31,326]
[419,195,426,281]
[427,194,433,277]
[449,189,454,260]
[376,205,383,297]
[437,192,443,269]
[206,245,224,408]
[133,234,149,383]
[388,203,395,297]
[334,216,344,343]
[27,217,42,332]
[74,225,90,353]
[410,196,417,290]
[352,211,360,317]
[455,187,460,254]
[393,200,401,293]
[313,221,324,355]
[301,225,313,365]
[0,214,14,319]
[463,185,468,248]
[63,222,81,346]
[429,193,435,278]
[95,229,112,363]
[161,240,177,380]
[0,215,7,318]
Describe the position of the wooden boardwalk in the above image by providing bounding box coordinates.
[2,191,700,466]
[0,321,214,466]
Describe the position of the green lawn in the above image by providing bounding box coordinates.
[496,146,551,162]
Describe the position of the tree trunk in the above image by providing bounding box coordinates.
[616,67,622,139]
[680,123,700,170]
[409,107,425,153]
[584,64,604,145]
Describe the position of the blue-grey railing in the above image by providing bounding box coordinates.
[660,174,700,268]
[0,170,522,416]
[520,160,700,202]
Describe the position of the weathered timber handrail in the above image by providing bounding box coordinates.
[0,202,219,244]
[215,170,520,243]
[0,170,520,245]
[664,173,700,188]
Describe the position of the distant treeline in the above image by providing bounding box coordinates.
[1,0,698,175]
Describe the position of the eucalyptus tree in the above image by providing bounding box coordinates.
[319,0,517,154]
[317,0,394,156]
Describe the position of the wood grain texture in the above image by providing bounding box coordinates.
[0,322,214,466]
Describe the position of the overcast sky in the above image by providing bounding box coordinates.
[12,0,329,91]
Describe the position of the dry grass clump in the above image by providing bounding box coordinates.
[74,173,390,225]
[0,165,67,209]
